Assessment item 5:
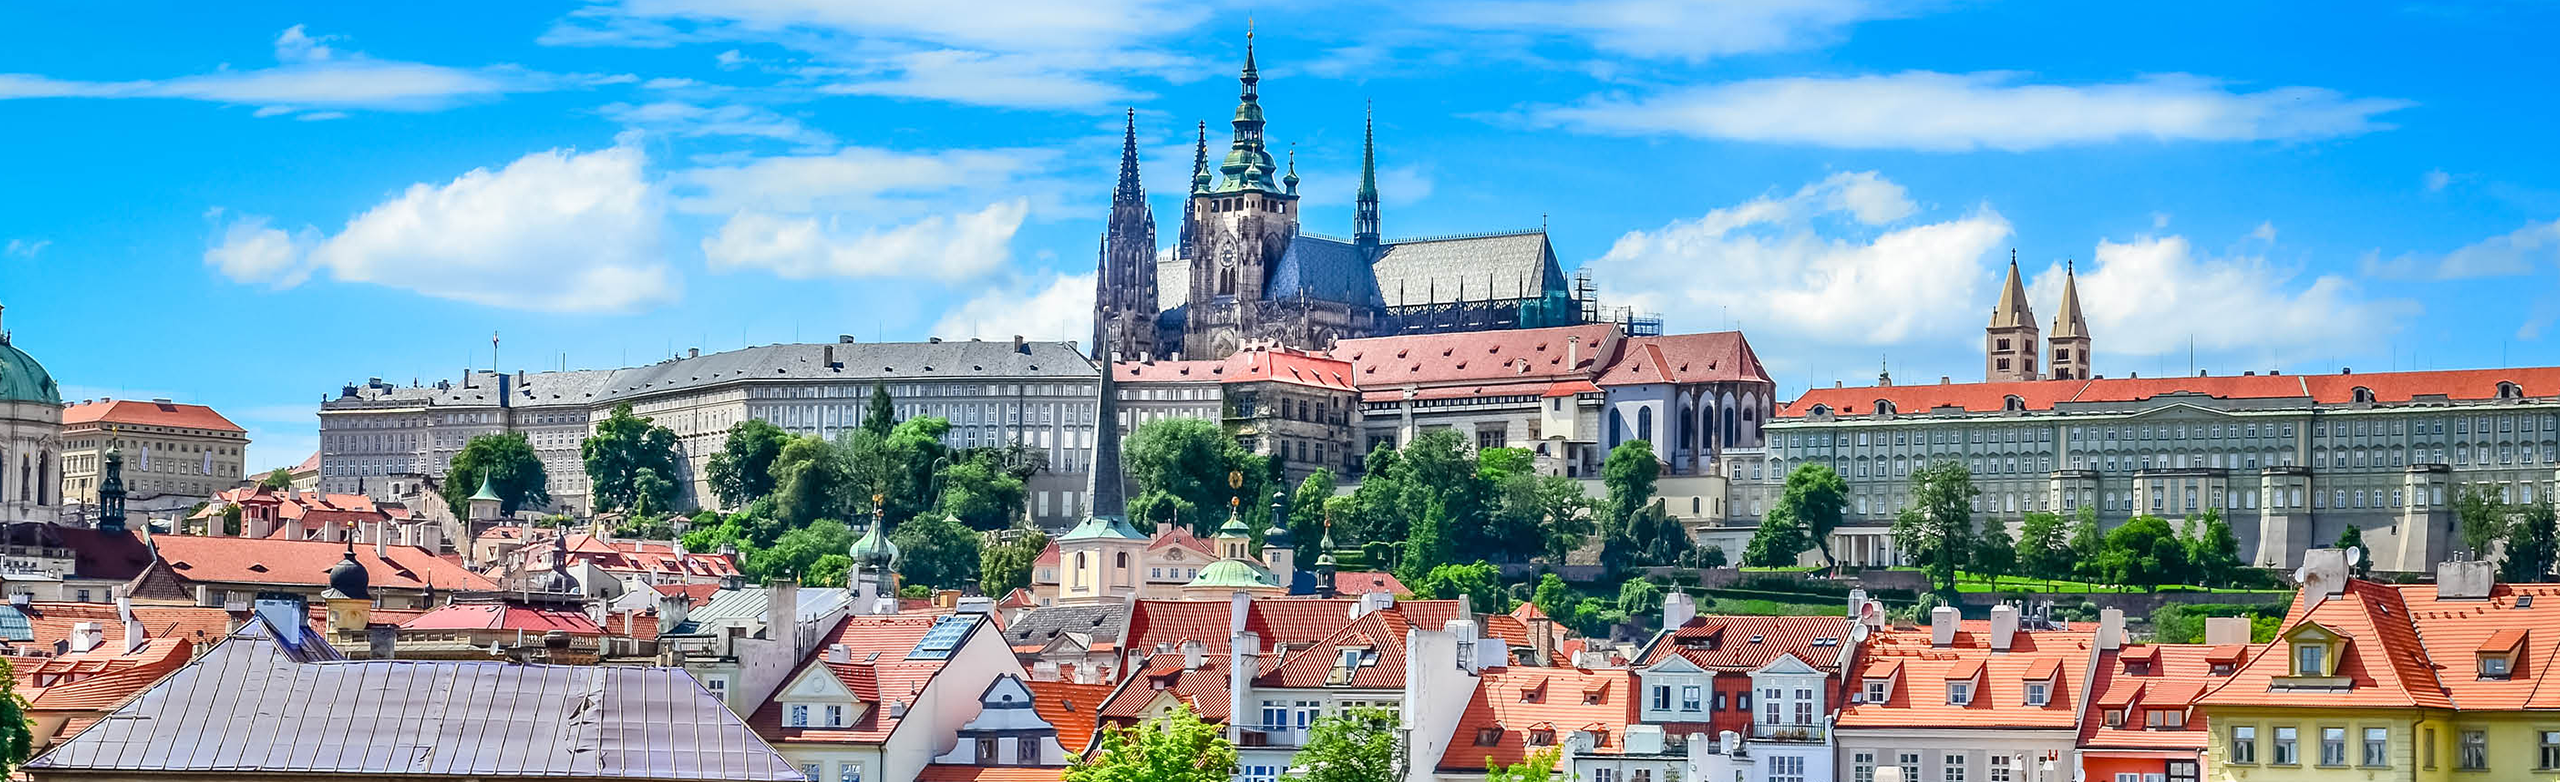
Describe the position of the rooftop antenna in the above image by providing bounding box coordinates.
[491,331,500,372]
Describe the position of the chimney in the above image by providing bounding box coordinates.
[768,578,803,654]
[69,622,101,653]
[823,345,836,368]
[1928,606,1959,647]
[1353,590,1394,619]
[2097,608,2126,652]
[375,521,389,557]
[368,625,397,659]
[1848,588,1868,619]
[2204,616,2251,646]
[1566,336,1581,371]
[1939,376,1950,385]
[1988,604,2018,652]
[839,334,856,344]
[826,643,851,664]
[688,347,700,359]
[118,594,144,653]
[2298,547,2352,613]
[1227,631,1259,742]
[1663,590,1696,631]
[1446,619,1481,674]
[1529,616,1556,667]
[1834,380,1844,388]
[1013,334,1028,355]
[1230,591,1253,639]
[2198,369,2209,377]
[658,592,690,637]
[2437,558,2496,600]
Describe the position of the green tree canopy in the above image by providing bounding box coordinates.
[705,419,790,509]
[1892,460,1977,594]
[1975,520,2017,586]
[1771,463,1848,564]
[583,403,685,514]
[2337,525,2372,579]
[1482,745,1560,782]
[1400,492,1455,585]
[862,382,898,438]
[1067,703,1236,782]
[443,432,549,517]
[2503,500,2560,582]
[1410,561,1510,614]
[1744,506,1808,568]
[980,528,1049,598]
[773,435,858,527]
[2183,509,2246,588]
[936,452,1028,531]
[745,519,855,581]
[0,658,30,774]
[1616,579,1664,617]
[2455,486,2511,559]
[258,468,294,491]
[2066,505,2106,581]
[2015,510,2072,585]
[1125,418,1271,536]
[890,513,983,591]
[1599,440,1661,530]
[2099,515,2190,590]
[1286,707,1401,782]
[1288,469,1337,563]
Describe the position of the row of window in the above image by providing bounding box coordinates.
[2225,723,2543,771]
[1849,751,2045,782]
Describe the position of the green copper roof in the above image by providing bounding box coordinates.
[851,519,900,565]
[467,472,502,502]
[1061,512,1145,542]
[1186,558,1277,590]
[1216,509,1251,538]
[0,335,60,407]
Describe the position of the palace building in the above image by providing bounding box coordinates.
[1092,31,1585,364]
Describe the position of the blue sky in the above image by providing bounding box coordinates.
[4,1,2557,472]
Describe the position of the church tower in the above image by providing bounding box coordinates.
[1353,103,1381,257]
[1093,109,1160,362]
[2048,261,2093,380]
[1985,251,2040,382]
[1180,26,1302,360]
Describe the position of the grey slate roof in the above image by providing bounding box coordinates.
[1372,230,1564,308]
[676,586,850,633]
[1157,254,1191,313]
[1264,235,1385,307]
[27,619,798,780]
[1003,602,1127,648]
[335,341,1097,412]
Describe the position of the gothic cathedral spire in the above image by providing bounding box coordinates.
[1092,108,1159,362]
[1985,249,2040,382]
[2048,260,2093,380]
[1215,24,1279,194]
[1354,101,1381,254]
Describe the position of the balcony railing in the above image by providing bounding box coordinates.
[1748,723,1825,742]
[1235,724,1308,748]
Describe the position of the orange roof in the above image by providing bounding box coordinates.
[1333,324,1622,387]
[1112,348,1355,391]
[2479,627,2528,653]
[1779,365,2560,418]
[14,602,236,653]
[749,613,974,745]
[1835,623,2091,730]
[60,399,244,432]
[1593,332,1769,387]
[1026,679,1113,753]
[1333,570,1408,596]
[1440,667,1634,772]
[2080,643,2231,754]
[2198,580,2454,710]
[18,637,194,711]
[1638,614,1851,673]
[151,535,497,592]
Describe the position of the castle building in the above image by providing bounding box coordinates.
[1984,253,2094,382]
[0,304,64,524]
[1092,32,1581,365]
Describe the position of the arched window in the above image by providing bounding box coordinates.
[1638,406,1655,443]
[1116,552,1129,570]
[2352,387,2375,404]
[2004,395,2027,412]
[1808,404,1831,417]
[1724,406,1740,446]
[1679,403,1698,450]
[1609,408,1626,449]
[1874,399,1896,416]
[1075,552,1088,571]
[2498,381,2524,400]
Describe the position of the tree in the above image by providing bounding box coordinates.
[773,435,857,526]
[2065,505,2106,582]
[1410,562,1510,614]
[2455,485,2511,559]
[862,382,898,439]
[2336,525,2372,579]
[1616,579,1664,617]
[219,504,243,536]
[745,519,855,581]
[443,432,549,517]
[1067,702,1236,782]
[1482,746,1561,782]
[1288,469,1336,563]
[1126,418,1268,536]
[1399,494,1454,586]
[2098,515,2189,590]
[981,528,1050,598]
[1974,520,2017,588]
[1599,440,1661,532]
[1607,499,1692,572]
[2502,500,2560,582]
[1744,506,1808,568]
[257,468,294,491]
[1892,460,1977,594]
[1509,474,1593,564]
[936,454,1028,531]
[1771,463,1848,565]
[0,658,30,774]
[2015,511,2071,587]
[583,403,685,514]
[2183,509,2246,588]
[1697,545,1729,569]
[1286,706,1401,782]
[807,554,853,588]
[890,513,983,591]
[706,419,790,509]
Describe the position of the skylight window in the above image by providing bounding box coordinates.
[909,616,973,660]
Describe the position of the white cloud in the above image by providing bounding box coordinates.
[2250,221,2277,242]
[1583,171,2010,346]
[928,271,1096,345]
[600,100,833,145]
[0,26,584,114]
[1529,71,2410,151]
[673,145,1052,216]
[3,239,48,259]
[205,138,677,312]
[1437,0,1892,61]
[2362,219,2560,280]
[2424,168,2452,192]
[2042,234,2416,356]
[816,49,1164,109]
[702,199,1028,282]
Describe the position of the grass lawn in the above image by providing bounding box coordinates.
[1949,571,2289,595]
[1705,598,1844,616]
[1737,565,1824,573]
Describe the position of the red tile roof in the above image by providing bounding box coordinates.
[11,602,241,655]
[653,582,725,608]
[1097,654,1239,723]
[150,535,499,592]
[1780,366,2560,418]
[917,767,1065,782]
[60,399,244,432]
[2197,580,2453,710]
[1260,611,1415,689]
[1333,571,1408,596]
[1835,623,2092,730]
[2081,644,2232,754]
[749,613,974,745]
[1333,324,1623,387]
[400,603,607,635]
[18,637,195,712]
[1441,667,1635,772]
[1593,332,1770,387]
[1637,615,1853,673]
[1112,348,1356,391]
[1026,679,1114,753]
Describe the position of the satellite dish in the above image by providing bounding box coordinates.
[2346,547,2364,566]
[2291,566,2309,585]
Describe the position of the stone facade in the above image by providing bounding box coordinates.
[0,304,63,524]
[1114,346,1360,484]
[57,399,248,511]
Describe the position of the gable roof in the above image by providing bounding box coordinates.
[1835,623,2091,730]
[148,535,497,592]
[1332,324,1621,388]
[1637,615,1852,673]
[60,399,244,432]
[2198,580,2451,710]
[1026,679,1115,754]
[748,613,986,745]
[401,603,608,636]
[26,621,797,780]
[1266,234,1385,307]
[2079,644,2233,752]
[1780,366,2560,418]
[1595,332,1771,387]
[1440,667,1634,772]
[1371,230,1564,308]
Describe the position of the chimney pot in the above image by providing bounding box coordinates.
[1928,606,1959,647]
[1989,604,2018,651]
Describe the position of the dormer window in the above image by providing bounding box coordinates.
[1528,728,1556,747]
[1864,678,1890,703]
[1475,727,1503,746]
[789,704,809,727]
[2004,395,2027,412]
[2483,655,2513,679]
[2145,708,2187,729]
[1946,681,1972,705]
[2294,643,2326,677]
[2023,680,2050,706]
[2498,381,2524,400]
[2104,708,2125,727]
[2478,628,2526,680]
[2352,387,2376,404]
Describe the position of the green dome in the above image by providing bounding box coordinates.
[0,338,60,406]
[1216,510,1251,538]
[851,520,899,566]
[1186,558,1277,590]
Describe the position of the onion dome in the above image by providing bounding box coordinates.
[321,544,369,601]
[851,520,899,568]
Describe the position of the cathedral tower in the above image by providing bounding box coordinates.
[1354,103,1380,256]
[2048,261,2092,380]
[1179,26,1302,359]
[1093,109,1160,362]
[1985,251,2040,382]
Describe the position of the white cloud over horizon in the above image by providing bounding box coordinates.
[2038,234,2419,358]
[1530,71,2411,151]
[204,138,678,312]
[1438,0,1894,61]
[702,199,1030,282]
[928,271,1097,345]
[2361,218,2560,280]
[0,26,599,116]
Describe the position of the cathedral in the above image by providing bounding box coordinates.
[1092,33,1581,362]
[1984,252,2094,382]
